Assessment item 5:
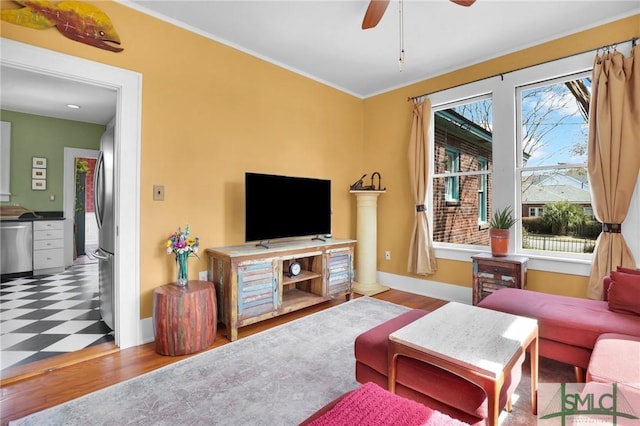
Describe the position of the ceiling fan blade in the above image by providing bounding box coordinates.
[362,0,390,30]
[450,0,477,6]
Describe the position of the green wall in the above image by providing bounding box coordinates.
[0,110,104,211]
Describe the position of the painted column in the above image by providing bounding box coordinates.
[350,190,389,296]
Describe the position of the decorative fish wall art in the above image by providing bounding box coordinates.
[1,0,123,52]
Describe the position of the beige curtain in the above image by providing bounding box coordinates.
[587,45,640,299]
[407,99,437,275]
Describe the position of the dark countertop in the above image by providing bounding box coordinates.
[0,217,66,222]
[0,211,65,222]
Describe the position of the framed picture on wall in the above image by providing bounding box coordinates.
[32,157,47,168]
[32,179,46,190]
[32,168,47,179]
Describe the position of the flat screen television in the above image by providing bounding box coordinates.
[245,172,331,243]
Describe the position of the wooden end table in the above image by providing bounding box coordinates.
[153,280,217,356]
[388,302,538,426]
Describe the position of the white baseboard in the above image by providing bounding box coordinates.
[377,271,472,305]
[140,317,154,344]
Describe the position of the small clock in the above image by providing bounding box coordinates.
[288,261,302,277]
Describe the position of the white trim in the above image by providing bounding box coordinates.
[377,271,472,305]
[0,121,11,201]
[1,38,143,349]
[140,317,154,344]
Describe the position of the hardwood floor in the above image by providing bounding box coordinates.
[0,290,447,425]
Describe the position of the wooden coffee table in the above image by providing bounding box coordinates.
[388,302,538,426]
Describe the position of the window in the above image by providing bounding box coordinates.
[518,73,593,255]
[529,207,544,217]
[432,97,493,246]
[427,40,639,274]
[478,157,488,223]
[444,147,460,202]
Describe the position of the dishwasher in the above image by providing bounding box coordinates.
[1,221,33,274]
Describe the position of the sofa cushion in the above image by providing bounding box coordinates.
[478,288,640,350]
[615,266,640,275]
[587,333,640,384]
[608,271,640,315]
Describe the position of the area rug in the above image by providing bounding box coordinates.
[11,297,576,425]
[11,297,408,425]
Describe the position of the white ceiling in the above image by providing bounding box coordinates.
[0,66,117,125]
[123,0,638,97]
[1,1,637,124]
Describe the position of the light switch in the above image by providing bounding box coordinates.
[153,185,164,201]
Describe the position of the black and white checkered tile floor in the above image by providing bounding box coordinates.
[0,260,114,371]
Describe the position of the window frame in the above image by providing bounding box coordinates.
[426,41,639,276]
[515,71,593,262]
[477,157,488,224]
[444,146,460,203]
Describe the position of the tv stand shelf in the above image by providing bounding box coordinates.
[283,269,322,286]
[206,238,356,341]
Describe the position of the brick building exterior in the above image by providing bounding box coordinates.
[432,110,492,245]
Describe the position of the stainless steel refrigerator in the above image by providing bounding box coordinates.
[93,126,115,330]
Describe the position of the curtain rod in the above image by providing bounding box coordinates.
[407,37,638,102]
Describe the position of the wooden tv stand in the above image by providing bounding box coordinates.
[206,238,356,341]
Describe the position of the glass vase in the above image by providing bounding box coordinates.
[176,252,189,286]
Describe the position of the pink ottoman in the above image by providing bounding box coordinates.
[587,333,640,385]
[354,309,523,426]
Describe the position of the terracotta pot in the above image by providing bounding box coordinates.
[489,228,510,257]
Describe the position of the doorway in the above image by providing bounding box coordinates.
[73,157,98,260]
[0,149,110,372]
[1,39,142,356]
[64,149,101,268]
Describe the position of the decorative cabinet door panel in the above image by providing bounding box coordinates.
[327,250,352,295]
[237,260,277,318]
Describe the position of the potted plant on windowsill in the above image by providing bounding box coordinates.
[489,206,517,257]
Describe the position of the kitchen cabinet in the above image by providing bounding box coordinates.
[33,220,65,275]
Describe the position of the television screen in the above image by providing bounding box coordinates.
[245,172,331,243]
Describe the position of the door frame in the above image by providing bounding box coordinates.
[1,38,143,349]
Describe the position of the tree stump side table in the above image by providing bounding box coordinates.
[153,280,217,356]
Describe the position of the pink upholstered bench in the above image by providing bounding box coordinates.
[299,382,469,426]
[354,309,524,426]
[587,333,640,386]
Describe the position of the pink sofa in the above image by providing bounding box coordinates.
[353,309,524,426]
[478,268,640,381]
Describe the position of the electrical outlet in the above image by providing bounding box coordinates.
[385,251,391,260]
[153,185,164,201]
[198,270,208,281]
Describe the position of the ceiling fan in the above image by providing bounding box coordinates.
[362,0,476,30]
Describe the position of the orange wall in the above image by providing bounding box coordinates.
[363,14,639,298]
[0,1,364,317]
[2,1,637,316]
